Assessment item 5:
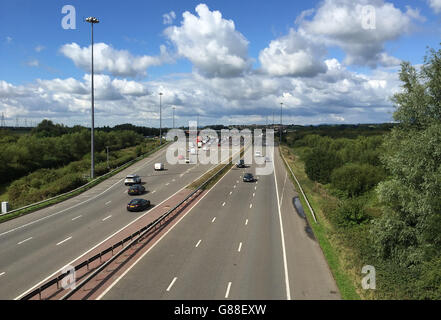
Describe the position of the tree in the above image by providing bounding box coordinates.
[331,163,385,197]
[373,46,441,267]
[304,148,341,184]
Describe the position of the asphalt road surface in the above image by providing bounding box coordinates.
[101,145,340,300]
[0,142,229,299]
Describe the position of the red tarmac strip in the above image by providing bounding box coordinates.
[28,188,206,300]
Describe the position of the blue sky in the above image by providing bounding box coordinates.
[1,0,441,127]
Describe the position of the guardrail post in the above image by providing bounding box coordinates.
[38,287,42,300]
[56,278,59,289]
[99,252,102,263]
[87,259,89,271]
[111,245,114,256]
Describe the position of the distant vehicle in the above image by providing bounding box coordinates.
[185,157,190,163]
[243,173,255,182]
[255,151,262,157]
[236,159,245,168]
[265,156,271,162]
[128,184,145,195]
[178,154,185,160]
[154,162,164,170]
[125,174,141,186]
[202,146,208,151]
[190,148,197,155]
[197,141,202,148]
[127,198,150,212]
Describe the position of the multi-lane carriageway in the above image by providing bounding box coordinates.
[0,142,340,300]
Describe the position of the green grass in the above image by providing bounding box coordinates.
[279,145,360,300]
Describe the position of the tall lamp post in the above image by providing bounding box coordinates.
[280,102,283,144]
[173,107,175,129]
[85,16,99,179]
[159,92,163,145]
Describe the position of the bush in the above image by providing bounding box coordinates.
[330,163,385,197]
[304,148,342,184]
[331,197,370,228]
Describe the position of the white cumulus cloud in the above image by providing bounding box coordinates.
[259,29,327,77]
[298,0,419,68]
[164,3,252,78]
[60,42,170,77]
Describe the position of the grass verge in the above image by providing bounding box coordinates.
[279,145,360,300]
[0,141,170,224]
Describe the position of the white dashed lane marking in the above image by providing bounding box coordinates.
[167,277,178,292]
[225,282,232,299]
[17,237,33,245]
[56,236,72,246]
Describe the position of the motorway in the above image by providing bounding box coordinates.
[100,145,340,300]
[0,142,227,299]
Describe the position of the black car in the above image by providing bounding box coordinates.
[127,199,151,212]
[128,184,145,195]
[243,173,255,182]
[236,159,245,168]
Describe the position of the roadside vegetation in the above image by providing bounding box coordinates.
[0,120,161,210]
[281,46,441,299]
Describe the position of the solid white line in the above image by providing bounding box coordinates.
[152,190,156,194]
[195,240,202,248]
[211,217,216,223]
[102,215,112,222]
[105,201,112,205]
[95,147,247,300]
[254,186,257,190]
[56,236,72,246]
[229,191,232,195]
[1,150,167,239]
[225,282,232,298]
[249,204,252,209]
[222,202,226,206]
[273,158,291,300]
[71,215,82,221]
[253,193,255,197]
[237,242,242,252]
[17,237,33,245]
[0,272,5,277]
[245,219,248,226]
[166,277,177,292]
[15,161,219,300]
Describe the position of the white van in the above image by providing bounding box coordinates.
[154,163,164,171]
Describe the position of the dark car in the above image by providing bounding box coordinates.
[127,199,151,212]
[236,159,245,168]
[243,173,255,182]
[128,184,145,195]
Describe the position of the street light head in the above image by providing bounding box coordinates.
[85,17,99,23]
[159,92,163,96]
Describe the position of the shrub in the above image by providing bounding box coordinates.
[304,148,342,184]
[331,197,370,228]
[330,163,385,197]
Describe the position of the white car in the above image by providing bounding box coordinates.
[255,151,262,157]
[185,157,190,163]
[154,162,164,170]
[124,174,141,186]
